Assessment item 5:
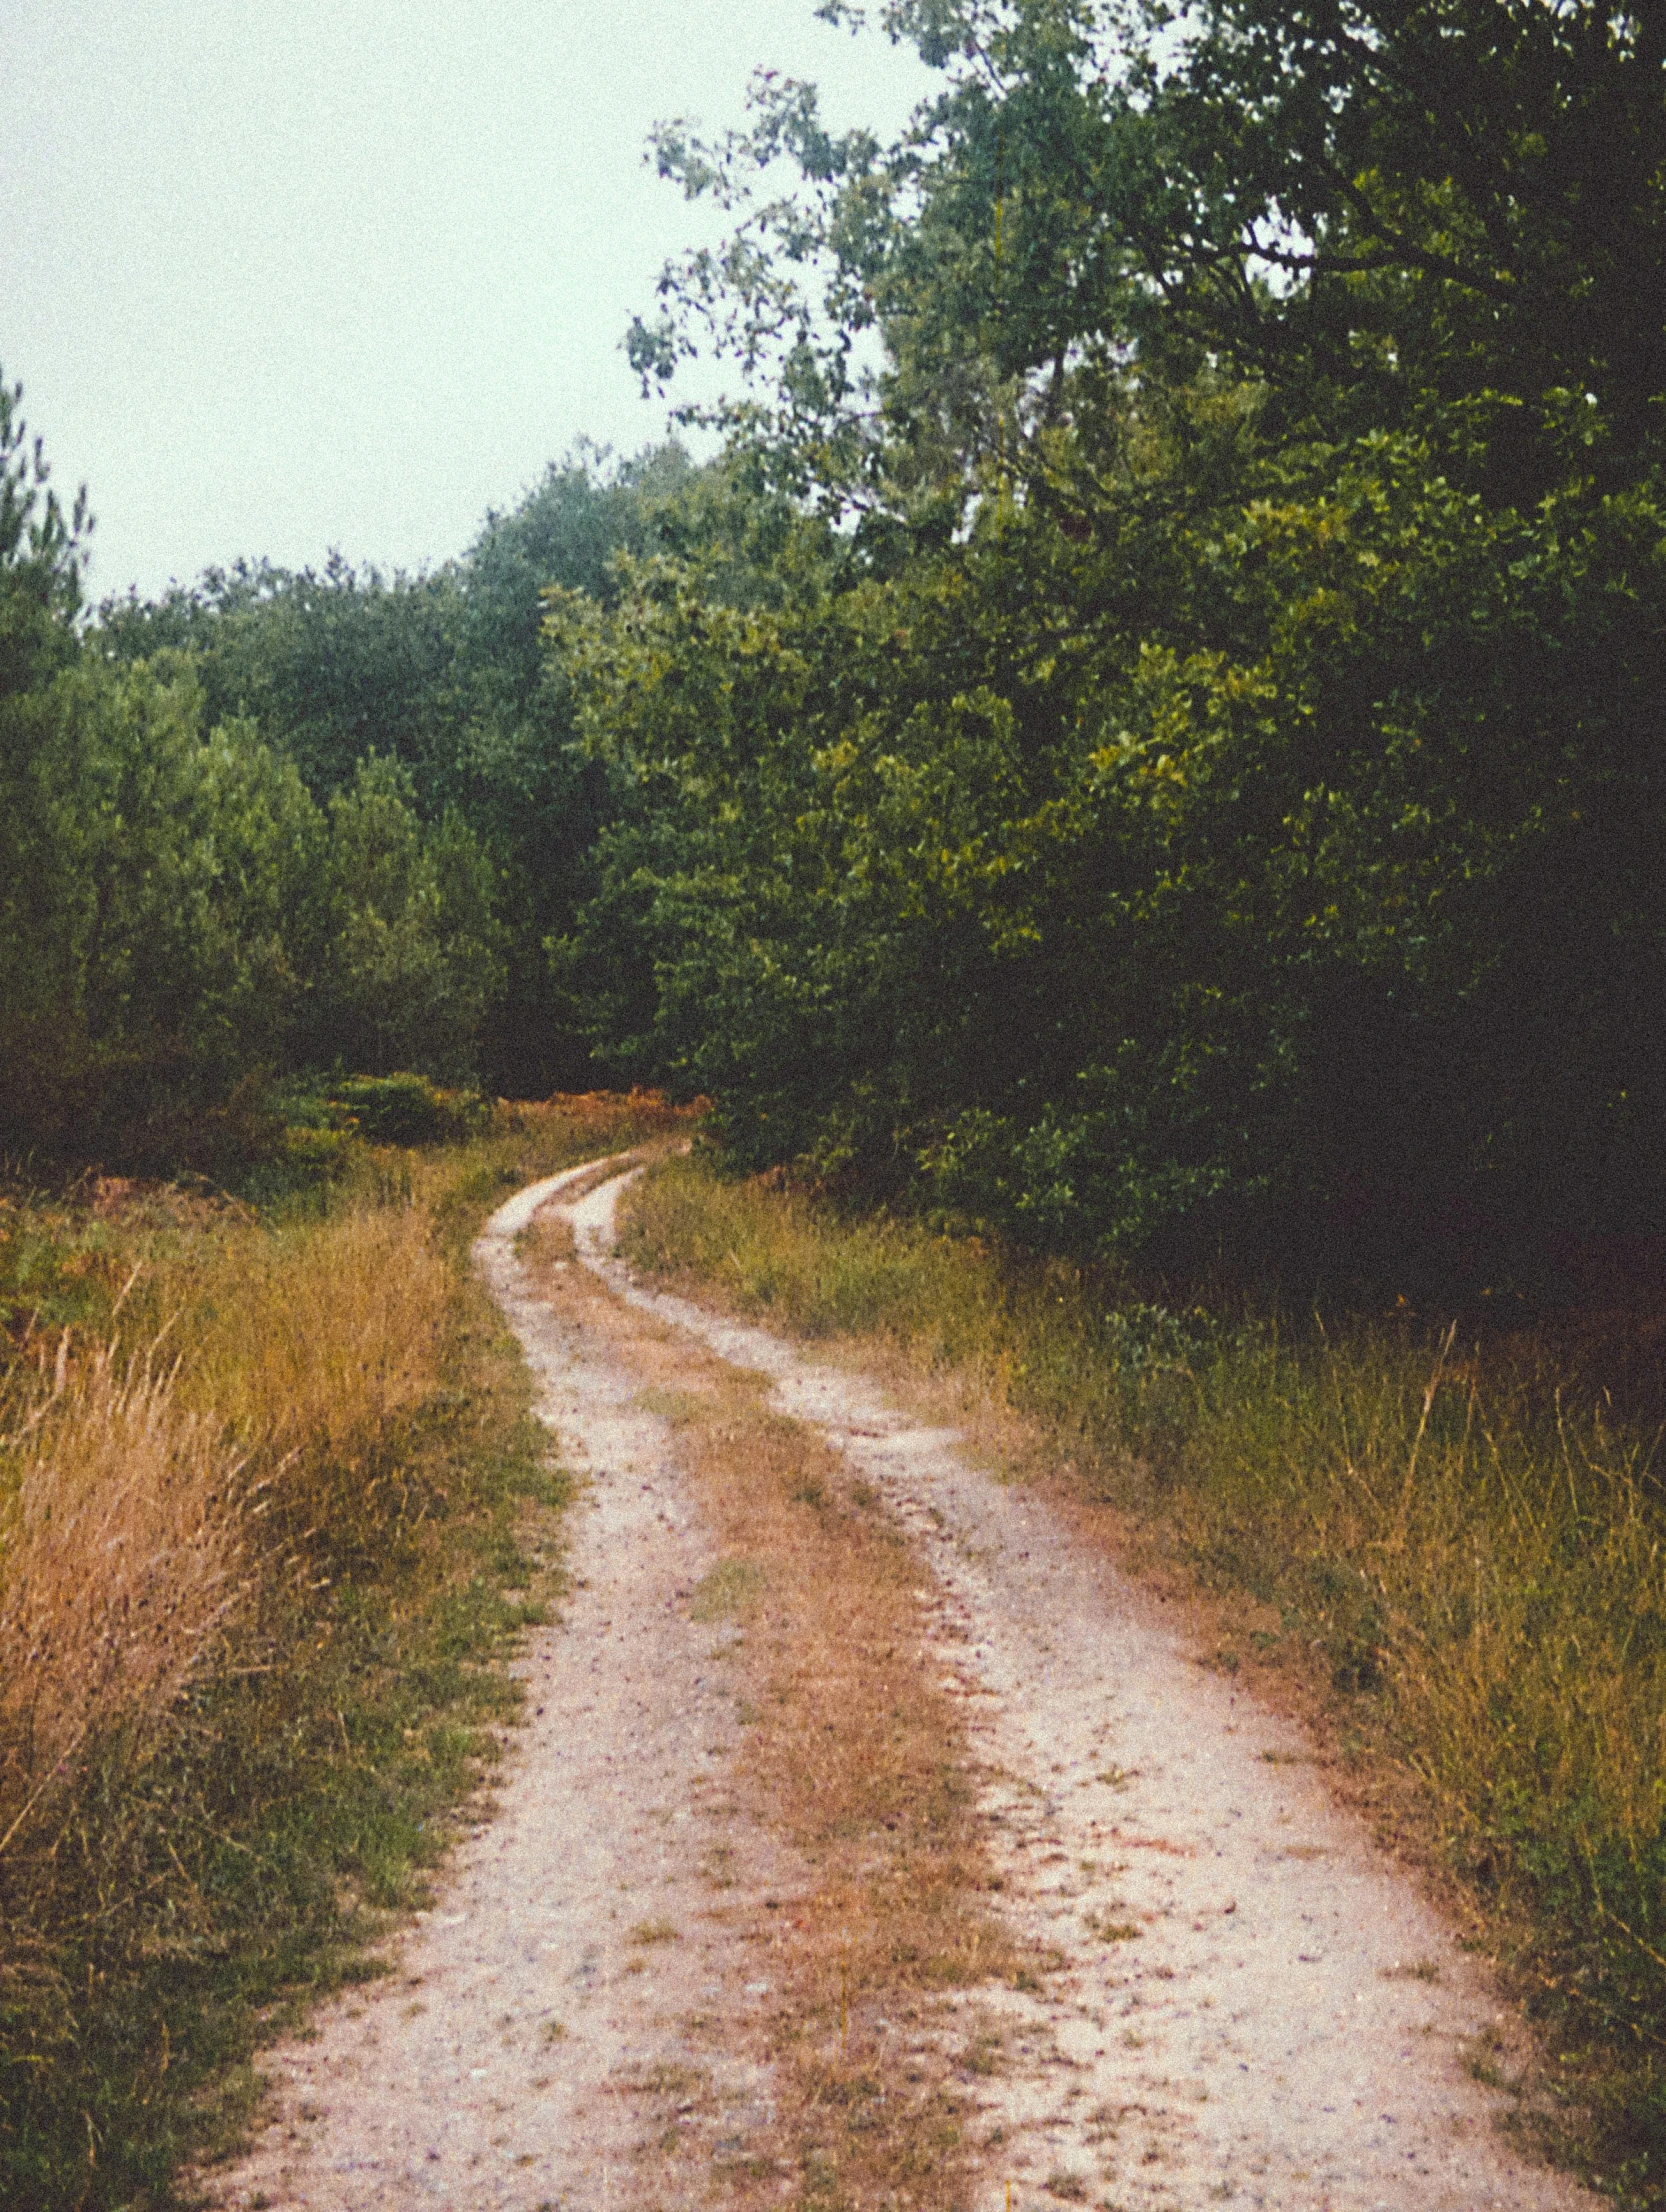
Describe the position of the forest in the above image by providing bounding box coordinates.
[5,5,1666,2201]
[5,0,1664,1294]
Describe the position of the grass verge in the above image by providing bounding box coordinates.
[620,1150,1666,2208]
[0,1090,690,2211]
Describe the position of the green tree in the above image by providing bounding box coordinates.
[308,755,504,1084]
[575,0,1666,1292]
[0,368,90,701]
[0,654,327,1159]
[96,444,696,1095]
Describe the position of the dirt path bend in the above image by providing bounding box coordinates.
[571,1168,1591,2212]
[207,1160,797,2211]
[205,1159,1591,2212]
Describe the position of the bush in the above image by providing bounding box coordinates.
[328,1072,491,1147]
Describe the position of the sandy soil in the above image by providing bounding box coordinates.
[202,1159,1593,2212]
[204,1162,796,2210]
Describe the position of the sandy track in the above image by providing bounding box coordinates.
[206,1163,794,2210]
[205,1158,1591,2212]
[572,1168,1592,2212]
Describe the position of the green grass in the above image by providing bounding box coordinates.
[620,1150,1666,2205]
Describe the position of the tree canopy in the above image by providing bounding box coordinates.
[574,0,1666,1295]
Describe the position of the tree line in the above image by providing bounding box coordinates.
[5,0,1663,1298]
[0,396,689,1163]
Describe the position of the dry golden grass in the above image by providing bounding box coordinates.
[0,1194,455,1868]
[0,1345,245,1858]
[184,1204,448,1452]
[529,1242,1021,2212]
[162,1201,453,1552]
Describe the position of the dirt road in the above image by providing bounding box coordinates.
[207,1158,1591,2212]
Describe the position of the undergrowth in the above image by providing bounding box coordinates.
[621,1151,1666,2206]
[0,1088,690,2210]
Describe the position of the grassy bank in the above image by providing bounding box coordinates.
[0,1090,687,2211]
[620,1153,1666,2205]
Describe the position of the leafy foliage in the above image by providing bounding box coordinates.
[568,0,1666,1297]
[6,6,1665,1289]
[94,444,692,1100]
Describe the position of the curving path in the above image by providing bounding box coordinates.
[205,1161,792,2209]
[205,1158,1591,2212]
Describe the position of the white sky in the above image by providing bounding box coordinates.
[2,0,933,597]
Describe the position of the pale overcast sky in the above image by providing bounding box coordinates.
[2,1,932,598]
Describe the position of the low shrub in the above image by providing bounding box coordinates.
[328,1072,490,1147]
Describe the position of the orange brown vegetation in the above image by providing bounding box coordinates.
[497,1087,704,1143]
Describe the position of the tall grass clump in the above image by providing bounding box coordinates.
[1174,1331,1666,2044]
[158,1200,452,1558]
[622,1152,1666,2187]
[622,1156,1012,1360]
[0,1347,245,1862]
